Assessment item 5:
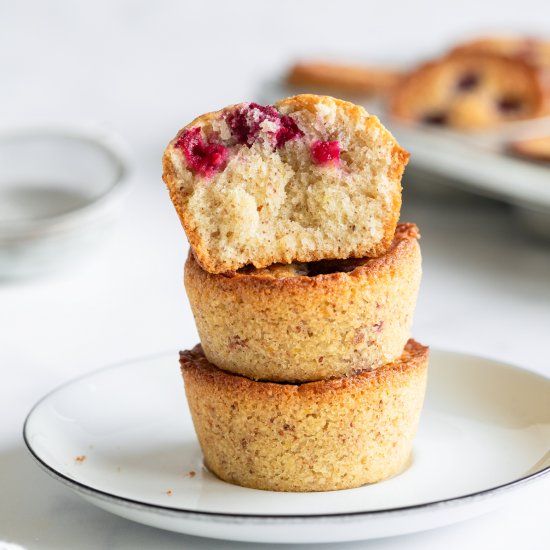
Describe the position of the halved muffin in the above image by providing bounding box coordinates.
[163,94,408,273]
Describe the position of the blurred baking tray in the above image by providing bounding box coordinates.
[386,113,550,236]
[259,80,550,239]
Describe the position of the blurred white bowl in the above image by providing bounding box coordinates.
[0,126,132,279]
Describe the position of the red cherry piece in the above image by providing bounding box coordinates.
[226,103,303,148]
[226,103,279,146]
[276,115,304,148]
[175,127,229,177]
[311,140,341,165]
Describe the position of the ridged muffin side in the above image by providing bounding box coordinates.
[184,223,421,382]
[180,339,429,492]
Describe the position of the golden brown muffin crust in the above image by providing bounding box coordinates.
[180,339,428,492]
[180,339,428,398]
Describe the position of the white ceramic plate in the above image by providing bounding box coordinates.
[23,350,550,544]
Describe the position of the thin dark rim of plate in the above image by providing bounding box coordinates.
[22,349,550,522]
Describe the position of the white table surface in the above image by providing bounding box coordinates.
[1,1,550,548]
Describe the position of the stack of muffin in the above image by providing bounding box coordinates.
[162,94,429,492]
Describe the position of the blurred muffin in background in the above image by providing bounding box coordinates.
[509,135,550,162]
[451,36,550,71]
[389,51,547,129]
[287,61,401,97]
[451,36,550,94]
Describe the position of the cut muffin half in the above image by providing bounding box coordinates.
[163,94,409,273]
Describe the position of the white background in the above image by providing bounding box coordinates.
[1,1,550,548]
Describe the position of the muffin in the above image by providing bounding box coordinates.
[185,223,421,382]
[451,36,550,71]
[163,94,409,274]
[390,52,546,129]
[509,135,550,162]
[287,61,402,96]
[180,339,428,492]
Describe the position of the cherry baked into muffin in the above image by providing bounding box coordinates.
[390,52,546,129]
[163,94,409,273]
